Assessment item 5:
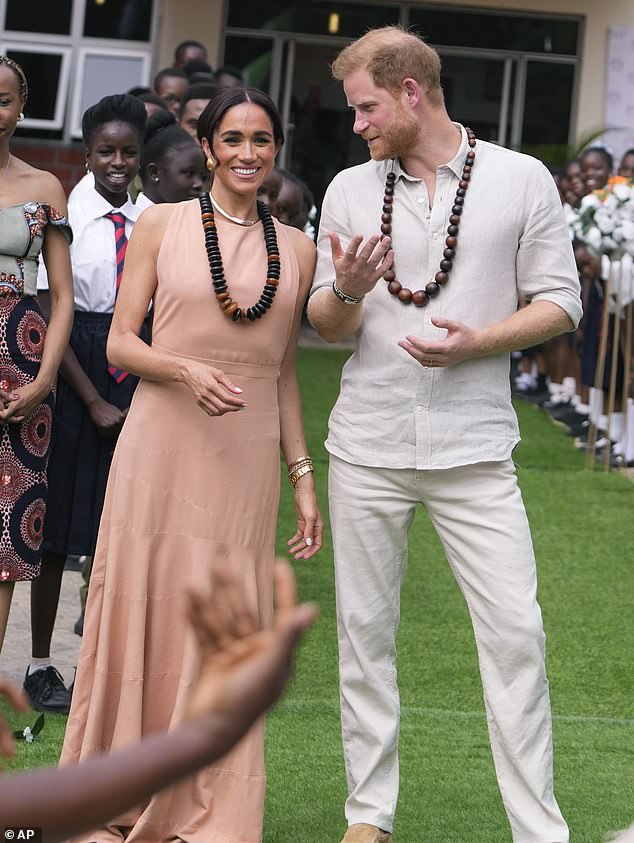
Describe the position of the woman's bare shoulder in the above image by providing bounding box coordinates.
[10,158,68,210]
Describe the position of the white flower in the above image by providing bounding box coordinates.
[603,193,619,214]
[621,220,634,240]
[612,182,632,201]
[585,227,603,252]
[22,726,33,743]
[595,208,615,234]
[580,193,602,211]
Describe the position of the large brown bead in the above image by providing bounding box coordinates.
[412,290,429,307]
[425,281,440,297]
[445,235,458,248]
[381,223,392,235]
[435,271,449,285]
[398,287,413,303]
[383,269,396,282]
[224,301,239,316]
[387,279,402,295]
[459,180,469,189]
[381,213,392,223]
[449,214,461,225]
[447,224,459,236]
[443,248,456,259]
[440,259,453,272]
[467,150,475,159]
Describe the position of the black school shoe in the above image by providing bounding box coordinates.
[23,666,71,714]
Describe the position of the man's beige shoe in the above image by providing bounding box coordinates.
[340,823,392,843]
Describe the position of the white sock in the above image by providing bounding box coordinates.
[576,403,589,415]
[562,376,576,397]
[607,411,624,443]
[28,658,51,674]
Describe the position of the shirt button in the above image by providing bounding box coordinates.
[432,233,439,239]
[417,197,425,204]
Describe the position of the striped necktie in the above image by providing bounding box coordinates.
[106,211,129,383]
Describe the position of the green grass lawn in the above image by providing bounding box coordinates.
[3,346,633,843]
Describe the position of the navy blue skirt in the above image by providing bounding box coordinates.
[42,311,145,557]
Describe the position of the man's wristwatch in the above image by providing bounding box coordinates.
[332,280,364,305]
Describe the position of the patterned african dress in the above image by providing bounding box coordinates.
[0,201,71,582]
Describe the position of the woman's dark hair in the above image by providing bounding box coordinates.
[82,93,147,147]
[580,145,614,172]
[197,86,284,151]
[139,109,198,179]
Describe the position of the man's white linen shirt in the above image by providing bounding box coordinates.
[310,124,582,470]
[38,188,141,313]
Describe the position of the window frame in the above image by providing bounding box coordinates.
[0,40,73,129]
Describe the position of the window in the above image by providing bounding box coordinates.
[69,47,151,137]
[409,7,579,56]
[5,0,73,35]
[1,0,156,141]
[227,0,400,37]
[83,0,153,41]
[1,43,72,129]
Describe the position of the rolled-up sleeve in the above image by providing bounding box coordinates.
[516,162,583,329]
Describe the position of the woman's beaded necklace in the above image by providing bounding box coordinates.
[381,127,476,307]
[199,192,281,323]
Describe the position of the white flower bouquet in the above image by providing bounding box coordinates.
[570,179,634,260]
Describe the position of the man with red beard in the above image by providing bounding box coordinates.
[307,26,581,843]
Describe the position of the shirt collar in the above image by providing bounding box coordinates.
[382,122,470,183]
[78,187,141,223]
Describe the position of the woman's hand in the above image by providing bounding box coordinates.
[183,361,247,417]
[87,397,128,438]
[0,380,51,424]
[287,474,323,560]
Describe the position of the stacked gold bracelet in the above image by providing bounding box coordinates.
[288,456,314,487]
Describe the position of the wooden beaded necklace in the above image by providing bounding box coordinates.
[199,192,281,323]
[381,127,476,307]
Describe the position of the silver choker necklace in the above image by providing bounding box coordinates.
[209,193,259,226]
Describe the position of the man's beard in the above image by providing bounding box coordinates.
[367,107,419,161]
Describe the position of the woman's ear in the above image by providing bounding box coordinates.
[201,137,217,172]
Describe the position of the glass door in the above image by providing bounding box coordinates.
[439,53,515,146]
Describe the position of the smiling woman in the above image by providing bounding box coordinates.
[59,86,323,843]
[23,94,149,716]
[0,56,74,657]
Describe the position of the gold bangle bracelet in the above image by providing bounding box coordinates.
[289,463,314,487]
[288,456,313,475]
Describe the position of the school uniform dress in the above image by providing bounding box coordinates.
[0,202,71,582]
[38,189,143,557]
